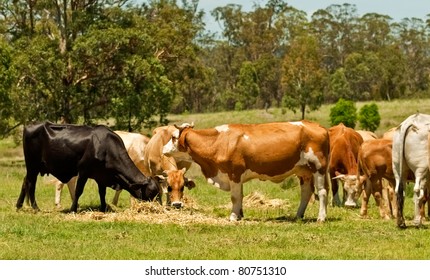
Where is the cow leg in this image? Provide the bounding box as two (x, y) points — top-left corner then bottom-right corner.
(17, 173), (39, 211)
(425, 188), (430, 220)
(229, 183), (243, 221)
(297, 175), (316, 220)
(412, 175), (427, 226)
(98, 185), (108, 212)
(331, 178), (341, 207)
(70, 176), (88, 213)
(387, 182), (397, 219)
(16, 177), (26, 209)
(112, 190), (122, 206)
(360, 179), (371, 218)
(315, 172), (328, 222)
(67, 177), (77, 202)
(373, 179), (390, 220)
(419, 186), (430, 220)
(55, 181), (64, 208)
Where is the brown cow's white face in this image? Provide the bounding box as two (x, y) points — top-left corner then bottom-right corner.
(333, 174), (361, 207)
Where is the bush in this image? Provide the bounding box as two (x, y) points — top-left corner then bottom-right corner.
(329, 98), (357, 128)
(358, 103), (381, 132)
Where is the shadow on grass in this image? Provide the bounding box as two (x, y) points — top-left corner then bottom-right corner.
(58, 204), (117, 214)
(246, 215), (342, 223)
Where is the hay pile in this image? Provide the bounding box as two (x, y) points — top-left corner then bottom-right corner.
(63, 192), (290, 225)
(242, 191), (289, 209)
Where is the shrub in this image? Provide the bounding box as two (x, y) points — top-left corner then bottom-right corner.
(358, 103), (381, 132)
(329, 98), (357, 128)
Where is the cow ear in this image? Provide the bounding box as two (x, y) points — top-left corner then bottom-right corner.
(156, 174), (167, 182)
(185, 178), (196, 189)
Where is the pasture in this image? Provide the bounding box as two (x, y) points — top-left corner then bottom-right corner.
(1, 99), (430, 260)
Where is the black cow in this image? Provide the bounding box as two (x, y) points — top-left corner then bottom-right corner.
(16, 121), (162, 212)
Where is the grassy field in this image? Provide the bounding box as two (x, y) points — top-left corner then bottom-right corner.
(1, 99), (430, 260)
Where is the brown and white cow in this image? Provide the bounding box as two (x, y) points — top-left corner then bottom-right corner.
(162, 121), (330, 222)
(328, 123), (364, 207)
(356, 138), (397, 219)
(143, 125), (195, 208)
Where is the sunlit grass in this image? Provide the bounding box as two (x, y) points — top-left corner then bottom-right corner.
(1, 99), (430, 260)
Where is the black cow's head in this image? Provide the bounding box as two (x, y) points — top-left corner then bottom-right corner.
(130, 177), (163, 204)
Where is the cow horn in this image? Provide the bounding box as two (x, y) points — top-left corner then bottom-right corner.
(332, 174), (346, 180)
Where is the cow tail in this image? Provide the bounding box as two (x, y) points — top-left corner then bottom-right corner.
(428, 131), (430, 181)
(396, 120), (413, 227)
(356, 149), (364, 194)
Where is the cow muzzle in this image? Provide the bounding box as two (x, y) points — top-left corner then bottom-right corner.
(171, 201), (184, 209)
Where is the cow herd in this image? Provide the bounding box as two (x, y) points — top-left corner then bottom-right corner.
(15, 113), (430, 228)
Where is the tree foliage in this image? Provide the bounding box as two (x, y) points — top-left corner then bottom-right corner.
(1, 1), (430, 137)
(358, 103), (381, 132)
(329, 98), (357, 128)
(282, 34), (326, 119)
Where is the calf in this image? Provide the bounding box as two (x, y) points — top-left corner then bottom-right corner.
(356, 139), (397, 219)
(16, 122), (162, 212)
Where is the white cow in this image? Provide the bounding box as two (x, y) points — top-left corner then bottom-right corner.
(392, 113), (430, 228)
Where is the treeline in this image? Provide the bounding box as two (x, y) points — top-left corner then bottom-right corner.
(1, 0), (429, 135)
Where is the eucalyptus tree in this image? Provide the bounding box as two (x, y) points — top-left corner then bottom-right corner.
(343, 51), (386, 101)
(0, 38), (14, 136)
(140, 0), (211, 114)
(393, 17), (430, 95)
(0, 0), (175, 132)
(210, 0), (304, 110)
(357, 13), (393, 51)
(281, 34), (326, 120)
(310, 3), (359, 73)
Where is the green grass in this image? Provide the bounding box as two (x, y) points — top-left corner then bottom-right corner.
(1, 99), (430, 260)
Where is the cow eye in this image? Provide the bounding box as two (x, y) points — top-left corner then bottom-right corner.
(167, 186), (172, 192)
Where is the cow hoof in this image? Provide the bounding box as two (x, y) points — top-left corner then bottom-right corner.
(382, 215), (391, 220)
(317, 216), (326, 223)
(397, 221), (406, 229)
(413, 219), (422, 227)
(229, 213), (241, 221)
(344, 202), (357, 208)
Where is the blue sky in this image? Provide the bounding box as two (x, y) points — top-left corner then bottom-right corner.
(196, 0), (430, 33)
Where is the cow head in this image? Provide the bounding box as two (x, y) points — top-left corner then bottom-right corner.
(162, 122), (194, 156)
(333, 173), (361, 207)
(161, 168), (196, 208)
(129, 177), (163, 204)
